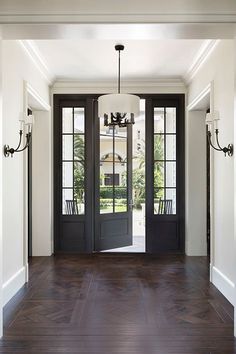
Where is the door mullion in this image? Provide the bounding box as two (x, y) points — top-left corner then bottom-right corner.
(113, 126), (115, 213)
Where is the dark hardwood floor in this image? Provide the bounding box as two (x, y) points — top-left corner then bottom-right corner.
(1, 254), (235, 353)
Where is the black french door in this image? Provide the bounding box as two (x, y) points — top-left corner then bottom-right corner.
(145, 95), (185, 253)
(54, 94), (184, 254)
(54, 96), (94, 253)
(94, 101), (133, 251)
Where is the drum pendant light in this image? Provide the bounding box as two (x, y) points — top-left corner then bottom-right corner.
(98, 45), (140, 127)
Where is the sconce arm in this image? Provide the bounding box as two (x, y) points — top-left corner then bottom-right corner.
(207, 131), (222, 152)
(207, 130), (233, 157)
(4, 132), (32, 157)
(14, 130), (23, 152)
(215, 129), (224, 150)
(14, 133), (32, 153)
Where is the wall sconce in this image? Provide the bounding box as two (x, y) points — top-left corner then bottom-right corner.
(4, 113), (34, 158)
(206, 111), (233, 157)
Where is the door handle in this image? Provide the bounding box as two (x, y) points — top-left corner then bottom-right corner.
(129, 199), (134, 210)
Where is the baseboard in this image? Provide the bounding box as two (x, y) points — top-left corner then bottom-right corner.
(2, 266), (26, 307)
(212, 266), (235, 305)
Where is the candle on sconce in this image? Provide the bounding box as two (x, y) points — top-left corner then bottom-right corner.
(205, 112), (214, 131)
(18, 112), (25, 131)
(25, 114), (34, 133)
(213, 111), (220, 130)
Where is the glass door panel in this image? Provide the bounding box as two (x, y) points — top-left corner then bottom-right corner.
(99, 125), (128, 214)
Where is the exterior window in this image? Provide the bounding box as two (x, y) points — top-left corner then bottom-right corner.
(104, 173), (120, 186)
(62, 107), (85, 215)
(99, 121), (128, 214)
(154, 107), (176, 214)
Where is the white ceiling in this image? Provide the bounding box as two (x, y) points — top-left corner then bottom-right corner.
(32, 39), (207, 82)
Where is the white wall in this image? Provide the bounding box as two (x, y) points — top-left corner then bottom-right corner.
(186, 110), (207, 256)
(0, 35), (3, 338)
(32, 110), (52, 256)
(188, 40), (235, 304)
(2, 41), (50, 305)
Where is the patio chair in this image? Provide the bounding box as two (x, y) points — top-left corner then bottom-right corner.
(158, 199), (173, 214)
(65, 200), (79, 215)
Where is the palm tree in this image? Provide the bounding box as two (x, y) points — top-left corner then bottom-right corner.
(74, 135), (84, 164)
(74, 135), (85, 208)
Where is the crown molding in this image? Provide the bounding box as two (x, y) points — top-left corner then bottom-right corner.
(53, 78), (185, 89)
(1, 13), (236, 24)
(184, 40), (220, 85)
(19, 40), (54, 85)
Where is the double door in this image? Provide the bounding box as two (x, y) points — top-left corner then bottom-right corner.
(54, 94), (185, 253)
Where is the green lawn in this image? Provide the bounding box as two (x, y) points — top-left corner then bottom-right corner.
(100, 205), (127, 212)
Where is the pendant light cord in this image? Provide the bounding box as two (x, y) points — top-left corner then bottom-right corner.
(118, 49), (120, 94)
(115, 44), (124, 94)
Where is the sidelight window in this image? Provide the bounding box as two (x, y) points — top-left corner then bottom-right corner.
(154, 107), (176, 214)
(62, 107), (85, 215)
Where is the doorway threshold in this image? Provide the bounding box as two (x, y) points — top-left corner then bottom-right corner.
(102, 235), (145, 252)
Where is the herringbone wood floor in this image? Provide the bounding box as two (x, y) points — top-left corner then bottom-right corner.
(1, 254), (236, 353)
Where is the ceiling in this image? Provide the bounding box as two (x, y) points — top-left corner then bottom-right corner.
(32, 39), (207, 82)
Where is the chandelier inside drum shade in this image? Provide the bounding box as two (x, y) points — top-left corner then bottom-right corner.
(98, 45), (140, 127)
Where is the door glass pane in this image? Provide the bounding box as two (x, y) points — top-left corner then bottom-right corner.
(166, 162), (176, 188)
(100, 159), (114, 213)
(166, 189), (176, 214)
(166, 107), (176, 133)
(74, 162), (85, 214)
(62, 108), (73, 133)
(166, 135), (176, 160)
(154, 189), (176, 215)
(100, 161), (113, 184)
(63, 162), (73, 187)
(62, 135), (73, 160)
(154, 108), (164, 133)
(115, 162), (127, 187)
(100, 184), (113, 214)
(115, 187), (127, 212)
(115, 138), (127, 164)
(154, 162), (164, 188)
(62, 189), (73, 214)
(154, 188), (164, 214)
(100, 137), (113, 161)
(74, 108), (85, 133)
(74, 135), (85, 160)
(154, 135), (164, 160)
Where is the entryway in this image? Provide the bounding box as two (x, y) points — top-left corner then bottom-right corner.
(54, 94), (185, 253)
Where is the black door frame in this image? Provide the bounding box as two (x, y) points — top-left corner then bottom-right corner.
(53, 93), (185, 254)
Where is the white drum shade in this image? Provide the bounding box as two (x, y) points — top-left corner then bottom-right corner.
(98, 93), (140, 117)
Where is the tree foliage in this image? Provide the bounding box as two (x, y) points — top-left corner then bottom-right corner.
(74, 135), (85, 203)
